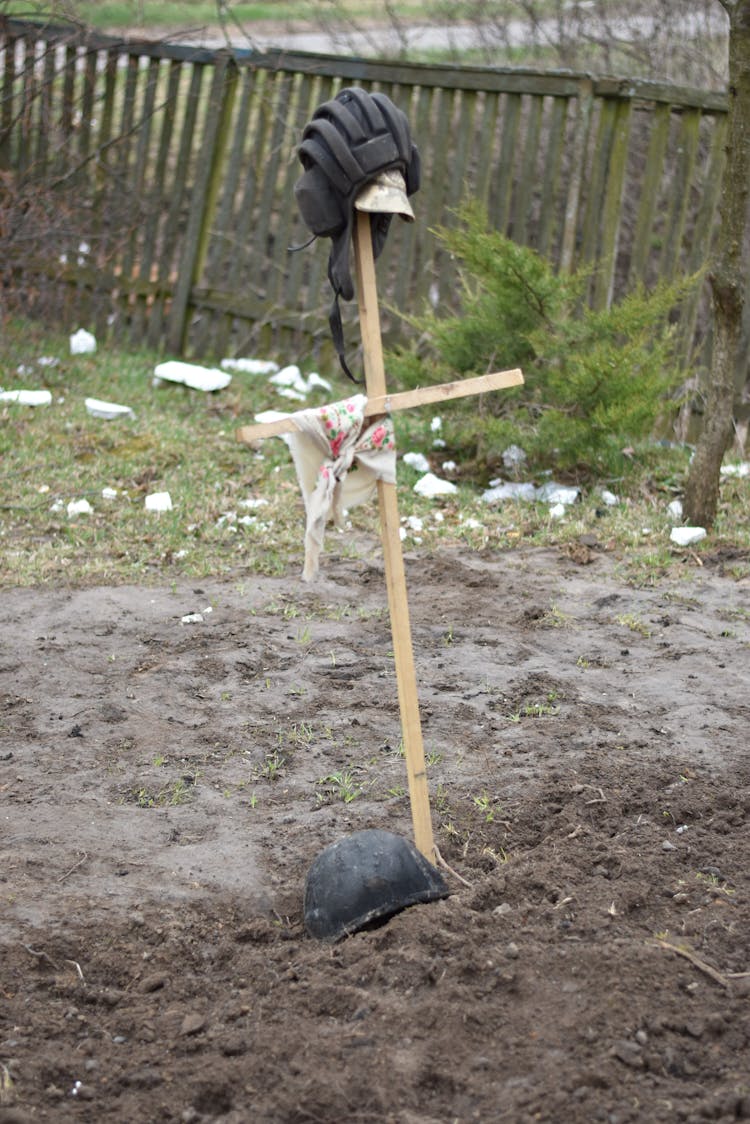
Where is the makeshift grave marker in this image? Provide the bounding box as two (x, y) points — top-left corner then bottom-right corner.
(238, 208), (523, 863)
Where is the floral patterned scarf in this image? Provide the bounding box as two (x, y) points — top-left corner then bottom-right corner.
(287, 394), (396, 581)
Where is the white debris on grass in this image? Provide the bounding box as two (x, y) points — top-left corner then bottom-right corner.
(461, 517), (484, 531)
(268, 365), (332, 400)
(482, 479), (580, 506)
(181, 607), (212, 624)
(85, 397), (135, 419)
(239, 497), (269, 510)
(536, 482), (580, 504)
(670, 526), (707, 547)
(402, 451), (430, 473)
(600, 488), (620, 507)
(667, 499), (683, 520)
(101, 487), (118, 500)
(400, 514), (424, 543)
(67, 499), (93, 517)
(221, 357), (280, 375)
(414, 472), (457, 497)
(721, 461), (749, 478)
(145, 491), (173, 513)
(502, 444), (527, 469)
(0, 389), (53, 406)
(153, 360), (231, 392)
(549, 502), (566, 520)
(70, 329), (96, 355)
(482, 481), (537, 503)
(430, 417), (446, 448)
(442, 460), (457, 473)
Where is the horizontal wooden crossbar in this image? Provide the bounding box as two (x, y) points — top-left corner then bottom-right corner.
(235, 367), (524, 444)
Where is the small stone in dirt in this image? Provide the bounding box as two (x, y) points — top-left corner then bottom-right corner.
(493, 903), (512, 917)
(139, 973), (168, 993)
(505, 941), (520, 959)
(611, 1039), (644, 1069)
(72, 1083), (94, 1100)
(662, 841), (677, 851)
(180, 1012), (206, 1037)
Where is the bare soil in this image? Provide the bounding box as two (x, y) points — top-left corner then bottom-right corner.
(1, 543), (749, 1123)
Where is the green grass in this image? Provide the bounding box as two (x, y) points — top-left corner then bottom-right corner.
(0, 316), (748, 589)
(1, 0), (432, 30)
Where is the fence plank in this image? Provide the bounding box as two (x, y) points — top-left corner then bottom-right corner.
(513, 94), (543, 245)
(492, 92), (521, 234)
(0, 18), (732, 391)
(536, 96), (568, 259)
(167, 59), (238, 353)
(130, 59), (180, 344)
(592, 98), (633, 309)
(628, 103), (671, 286)
(0, 34), (16, 169)
(560, 78), (594, 273)
(660, 108), (701, 282)
(147, 61), (204, 348)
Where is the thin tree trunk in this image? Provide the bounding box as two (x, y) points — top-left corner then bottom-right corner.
(684, 0), (750, 526)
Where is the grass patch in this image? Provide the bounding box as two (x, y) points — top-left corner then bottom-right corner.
(2, 1), (433, 30)
(0, 316), (748, 589)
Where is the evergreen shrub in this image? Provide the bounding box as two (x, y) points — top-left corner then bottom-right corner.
(388, 201), (697, 479)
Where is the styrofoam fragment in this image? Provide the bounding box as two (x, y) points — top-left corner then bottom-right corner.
(600, 489), (619, 506)
(413, 472), (457, 497)
(85, 397), (134, 419)
(67, 499), (93, 517)
(221, 357), (280, 375)
(670, 526), (706, 547)
(720, 461), (749, 478)
(145, 491), (173, 512)
(70, 329), (96, 354)
(482, 482), (537, 503)
(0, 389), (53, 406)
(536, 482), (580, 504)
(667, 499), (683, 519)
(153, 360), (231, 392)
(403, 452), (430, 473)
(502, 444), (527, 468)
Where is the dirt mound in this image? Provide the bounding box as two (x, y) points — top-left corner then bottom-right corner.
(1, 545), (748, 1122)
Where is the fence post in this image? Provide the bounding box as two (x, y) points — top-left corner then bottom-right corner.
(560, 76), (594, 274)
(166, 56), (240, 355)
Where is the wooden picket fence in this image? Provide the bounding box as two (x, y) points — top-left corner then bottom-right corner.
(0, 16), (730, 371)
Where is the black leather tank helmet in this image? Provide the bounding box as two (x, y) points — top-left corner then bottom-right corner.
(293, 86), (420, 381)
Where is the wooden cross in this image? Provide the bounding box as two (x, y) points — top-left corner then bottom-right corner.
(237, 210), (523, 862)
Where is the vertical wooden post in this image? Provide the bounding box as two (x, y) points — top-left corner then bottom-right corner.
(352, 210), (436, 862)
(167, 58), (239, 354)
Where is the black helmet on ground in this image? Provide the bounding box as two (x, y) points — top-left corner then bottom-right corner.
(303, 828), (448, 941)
(293, 87), (420, 382)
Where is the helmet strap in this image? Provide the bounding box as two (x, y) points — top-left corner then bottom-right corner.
(328, 291), (361, 384)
